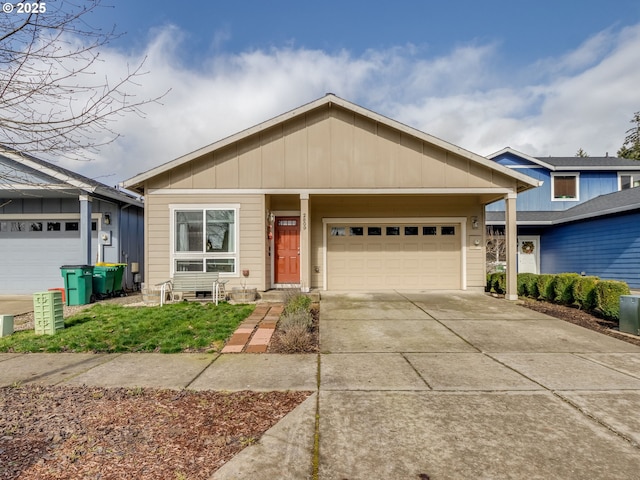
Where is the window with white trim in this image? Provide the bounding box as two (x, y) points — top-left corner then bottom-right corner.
(551, 173), (579, 201)
(619, 173), (640, 190)
(172, 207), (238, 274)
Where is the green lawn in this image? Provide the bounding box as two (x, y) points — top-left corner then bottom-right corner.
(0, 302), (254, 354)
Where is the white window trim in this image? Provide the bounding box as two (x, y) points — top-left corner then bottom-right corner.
(550, 172), (580, 202)
(618, 172), (640, 191)
(169, 204), (240, 277)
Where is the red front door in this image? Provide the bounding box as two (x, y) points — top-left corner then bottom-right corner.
(275, 217), (300, 284)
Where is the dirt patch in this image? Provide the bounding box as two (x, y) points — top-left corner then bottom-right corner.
(0, 385), (310, 480)
(520, 299), (640, 348)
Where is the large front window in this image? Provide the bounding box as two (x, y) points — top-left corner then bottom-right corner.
(173, 207), (238, 274)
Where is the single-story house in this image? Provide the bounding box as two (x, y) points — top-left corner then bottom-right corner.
(123, 94), (538, 298)
(0, 147), (144, 294)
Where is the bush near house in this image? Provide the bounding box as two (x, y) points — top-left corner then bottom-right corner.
(273, 292), (316, 353)
(536, 274), (556, 302)
(594, 280), (631, 320)
(553, 273), (582, 305)
(486, 272), (506, 294)
(572, 276), (600, 311)
(514, 273), (630, 321)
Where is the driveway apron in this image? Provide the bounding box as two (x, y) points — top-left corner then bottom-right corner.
(317, 290), (640, 480)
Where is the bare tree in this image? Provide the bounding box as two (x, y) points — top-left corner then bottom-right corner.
(0, 0), (165, 160)
(486, 226), (506, 274)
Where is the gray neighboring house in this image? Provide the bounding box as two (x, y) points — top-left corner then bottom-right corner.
(0, 147), (144, 294)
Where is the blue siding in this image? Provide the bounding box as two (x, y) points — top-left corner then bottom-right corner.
(541, 213), (640, 288)
(488, 152), (620, 212)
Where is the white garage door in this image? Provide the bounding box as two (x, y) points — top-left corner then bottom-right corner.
(327, 223), (462, 290)
(0, 219), (98, 294)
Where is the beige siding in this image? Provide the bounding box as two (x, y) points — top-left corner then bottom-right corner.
(308, 195), (486, 290)
(144, 193), (266, 291)
(146, 105), (517, 192)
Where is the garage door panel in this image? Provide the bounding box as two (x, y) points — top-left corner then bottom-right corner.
(328, 222), (461, 290)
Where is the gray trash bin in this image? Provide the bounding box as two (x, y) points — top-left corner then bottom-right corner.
(619, 295), (640, 335)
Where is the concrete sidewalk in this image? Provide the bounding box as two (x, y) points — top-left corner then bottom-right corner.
(2, 291), (640, 479)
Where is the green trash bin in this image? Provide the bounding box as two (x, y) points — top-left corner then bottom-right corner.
(92, 265), (117, 298)
(111, 264), (127, 295)
(60, 265), (94, 306)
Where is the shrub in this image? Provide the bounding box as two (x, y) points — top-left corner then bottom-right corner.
(283, 293), (312, 315)
(274, 324), (314, 353)
(553, 273), (581, 305)
(279, 310), (313, 332)
(572, 276), (599, 310)
(536, 274), (556, 301)
(517, 273), (538, 297)
(594, 280), (631, 320)
(489, 272), (506, 294)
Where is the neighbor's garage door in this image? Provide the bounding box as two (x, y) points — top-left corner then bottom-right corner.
(0, 218), (100, 294)
(327, 223), (461, 290)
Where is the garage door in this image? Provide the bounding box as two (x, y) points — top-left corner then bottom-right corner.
(0, 220), (98, 294)
(327, 223), (461, 290)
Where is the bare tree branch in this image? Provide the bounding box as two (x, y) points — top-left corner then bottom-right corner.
(0, 0), (168, 161)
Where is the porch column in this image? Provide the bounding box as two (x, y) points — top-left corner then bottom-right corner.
(300, 193), (310, 293)
(79, 194), (93, 265)
(505, 192), (518, 301)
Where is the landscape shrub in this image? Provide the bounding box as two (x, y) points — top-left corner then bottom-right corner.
(517, 273), (538, 297)
(275, 292), (315, 354)
(553, 273), (581, 305)
(536, 274), (556, 301)
(594, 280), (631, 320)
(279, 310), (313, 332)
(283, 292), (312, 315)
(274, 324), (314, 353)
(572, 276), (599, 311)
(489, 272), (506, 294)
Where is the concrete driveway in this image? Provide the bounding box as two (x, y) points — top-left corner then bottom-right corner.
(312, 291), (640, 480)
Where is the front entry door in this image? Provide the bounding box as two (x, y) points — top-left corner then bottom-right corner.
(275, 216), (300, 284)
(517, 236), (540, 274)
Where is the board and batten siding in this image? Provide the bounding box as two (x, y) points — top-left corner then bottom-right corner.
(144, 193), (265, 290)
(146, 105), (518, 192)
(541, 212), (640, 288)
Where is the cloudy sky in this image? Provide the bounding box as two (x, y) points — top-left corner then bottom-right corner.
(42, 1), (640, 184)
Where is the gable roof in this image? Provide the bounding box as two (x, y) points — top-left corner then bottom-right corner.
(489, 147), (640, 171)
(123, 94), (540, 193)
(0, 146), (142, 206)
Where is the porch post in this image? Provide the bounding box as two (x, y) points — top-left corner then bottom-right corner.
(79, 194), (93, 265)
(505, 192), (518, 301)
(300, 193), (310, 293)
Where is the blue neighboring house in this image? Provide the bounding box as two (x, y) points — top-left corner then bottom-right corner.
(486, 147), (640, 288)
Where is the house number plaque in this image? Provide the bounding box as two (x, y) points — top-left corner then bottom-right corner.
(302, 213), (307, 230)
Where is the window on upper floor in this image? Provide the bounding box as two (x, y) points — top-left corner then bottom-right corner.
(619, 173), (640, 190)
(551, 173), (579, 201)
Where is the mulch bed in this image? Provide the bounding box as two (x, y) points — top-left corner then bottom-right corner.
(520, 298), (640, 347)
(0, 386), (311, 480)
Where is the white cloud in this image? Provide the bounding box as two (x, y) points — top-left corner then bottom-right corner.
(60, 22), (640, 185)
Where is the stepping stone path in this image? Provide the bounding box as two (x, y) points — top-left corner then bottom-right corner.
(221, 304), (284, 353)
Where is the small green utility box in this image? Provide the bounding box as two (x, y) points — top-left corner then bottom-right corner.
(33, 290), (64, 335)
(0, 315), (13, 337)
(620, 295), (640, 336)
(60, 265), (94, 305)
